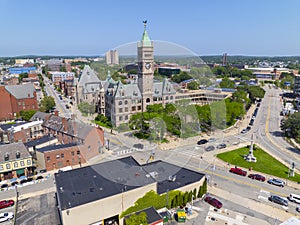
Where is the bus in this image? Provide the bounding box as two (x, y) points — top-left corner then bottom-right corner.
(288, 193), (300, 204)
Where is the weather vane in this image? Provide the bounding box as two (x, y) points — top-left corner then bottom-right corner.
(143, 20), (147, 29)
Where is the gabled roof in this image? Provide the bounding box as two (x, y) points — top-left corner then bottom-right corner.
(153, 79), (176, 97)
(5, 83), (36, 99)
(29, 111), (47, 122)
(77, 65), (101, 87)
(0, 142), (31, 163)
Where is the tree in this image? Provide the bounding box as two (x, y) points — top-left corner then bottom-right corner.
(78, 102), (95, 115)
(282, 112), (300, 142)
(40, 96), (55, 112)
(187, 81), (199, 90)
(125, 212), (148, 225)
(19, 110), (37, 121)
(219, 78), (235, 89)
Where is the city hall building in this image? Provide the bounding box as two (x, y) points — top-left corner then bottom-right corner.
(76, 24), (231, 127)
(55, 156), (205, 225)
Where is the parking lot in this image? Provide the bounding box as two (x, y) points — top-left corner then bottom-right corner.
(15, 191), (60, 225)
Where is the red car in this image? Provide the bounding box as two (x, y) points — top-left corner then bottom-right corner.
(204, 196), (223, 209)
(248, 174), (265, 181)
(0, 200), (14, 209)
(229, 167), (247, 176)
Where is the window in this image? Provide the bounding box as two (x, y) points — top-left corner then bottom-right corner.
(77, 151), (80, 155)
(20, 161), (25, 166)
(61, 153), (64, 158)
(18, 102), (21, 106)
(124, 100), (128, 105)
(88, 146), (91, 151)
(119, 108), (123, 113)
(125, 115), (128, 120)
(125, 107), (128, 112)
(6, 164), (10, 170)
(118, 101), (122, 105)
(27, 160), (31, 165)
(56, 154), (60, 159)
(138, 106), (142, 110)
(170, 96), (173, 100)
(119, 116), (123, 121)
(132, 106), (136, 111)
(0, 165), (3, 171)
(47, 156), (50, 162)
(14, 162), (18, 168)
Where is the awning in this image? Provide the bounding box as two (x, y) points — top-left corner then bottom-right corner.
(17, 170), (25, 176)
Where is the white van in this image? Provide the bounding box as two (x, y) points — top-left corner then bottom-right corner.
(288, 193), (300, 204)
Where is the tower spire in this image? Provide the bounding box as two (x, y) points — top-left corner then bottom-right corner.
(140, 20), (152, 47)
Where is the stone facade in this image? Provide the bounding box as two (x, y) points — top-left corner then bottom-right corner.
(75, 25), (230, 127)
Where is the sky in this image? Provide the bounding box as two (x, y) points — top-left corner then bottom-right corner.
(0, 0), (300, 57)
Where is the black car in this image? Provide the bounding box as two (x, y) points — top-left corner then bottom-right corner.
(268, 195), (288, 207)
(249, 119), (254, 126)
(197, 139), (208, 145)
(65, 104), (70, 109)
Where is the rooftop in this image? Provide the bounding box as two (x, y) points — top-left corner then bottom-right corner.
(0, 142), (31, 163)
(24, 134), (57, 148)
(124, 206), (162, 224)
(55, 156), (205, 210)
(5, 83), (36, 99)
(36, 143), (77, 153)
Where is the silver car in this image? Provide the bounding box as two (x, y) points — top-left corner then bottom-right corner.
(267, 178), (285, 187)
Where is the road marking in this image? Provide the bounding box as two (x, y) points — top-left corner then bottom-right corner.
(258, 196), (269, 201)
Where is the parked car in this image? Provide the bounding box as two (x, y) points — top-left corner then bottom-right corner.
(204, 196), (223, 209)
(249, 119), (254, 126)
(36, 175), (44, 180)
(267, 178), (285, 187)
(296, 206), (300, 213)
(65, 104), (70, 109)
(208, 138), (216, 143)
(229, 167), (247, 176)
(0, 200), (14, 209)
(0, 184), (8, 189)
(268, 195), (288, 207)
(205, 145), (215, 152)
(248, 174), (265, 181)
(241, 129), (247, 134)
(0, 212), (14, 222)
(216, 143), (226, 149)
(197, 139), (208, 145)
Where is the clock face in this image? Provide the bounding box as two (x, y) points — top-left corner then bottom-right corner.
(145, 62), (151, 70)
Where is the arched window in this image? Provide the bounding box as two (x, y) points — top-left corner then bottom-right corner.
(146, 98), (150, 103)
(119, 101), (122, 105)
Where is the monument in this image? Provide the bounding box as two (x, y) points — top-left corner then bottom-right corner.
(244, 133), (257, 162)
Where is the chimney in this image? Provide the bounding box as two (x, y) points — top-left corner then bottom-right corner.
(54, 110), (59, 116)
(62, 117), (68, 132)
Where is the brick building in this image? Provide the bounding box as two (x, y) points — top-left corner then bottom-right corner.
(0, 83), (38, 121)
(33, 112), (105, 163)
(36, 143), (85, 171)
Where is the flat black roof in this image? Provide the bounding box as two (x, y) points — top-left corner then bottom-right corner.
(24, 135), (56, 148)
(55, 156), (205, 210)
(36, 143), (77, 153)
(142, 160), (205, 194)
(124, 206), (162, 224)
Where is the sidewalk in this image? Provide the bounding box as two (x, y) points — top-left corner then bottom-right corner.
(209, 185), (294, 223)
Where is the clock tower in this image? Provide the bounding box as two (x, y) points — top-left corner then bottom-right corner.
(138, 21), (154, 111)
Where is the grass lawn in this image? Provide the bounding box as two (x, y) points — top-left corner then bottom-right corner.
(217, 146), (300, 183)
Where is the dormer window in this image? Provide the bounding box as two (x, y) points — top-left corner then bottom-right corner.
(4, 153), (9, 161)
(16, 151), (21, 159)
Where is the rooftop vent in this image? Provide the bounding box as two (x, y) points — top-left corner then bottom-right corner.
(168, 175), (176, 182)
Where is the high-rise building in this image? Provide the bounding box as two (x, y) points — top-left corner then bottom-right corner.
(222, 53), (227, 66)
(294, 75), (300, 96)
(105, 50), (119, 65)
